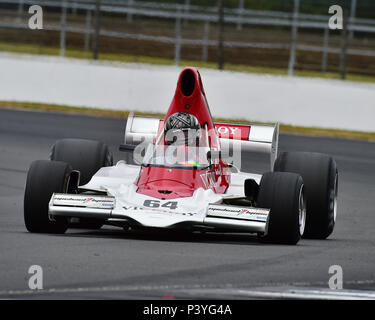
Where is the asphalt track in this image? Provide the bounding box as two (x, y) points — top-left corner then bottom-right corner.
(0, 108), (375, 299)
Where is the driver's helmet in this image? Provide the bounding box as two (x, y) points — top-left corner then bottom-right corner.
(164, 112), (201, 146)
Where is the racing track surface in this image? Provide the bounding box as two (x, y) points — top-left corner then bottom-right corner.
(0, 108), (375, 299)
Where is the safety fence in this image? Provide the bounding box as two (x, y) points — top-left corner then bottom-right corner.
(1, 0), (375, 77)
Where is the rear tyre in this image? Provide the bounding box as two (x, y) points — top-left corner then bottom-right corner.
(274, 152), (338, 239)
(257, 172), (305, 245)
(50, 138), (113, 186)
(24, 160), (71, 234)
(50, 139), (113, 230)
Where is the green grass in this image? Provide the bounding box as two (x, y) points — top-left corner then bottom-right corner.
(1, 101), (374, 141)
(0, 101), (164, 119)
(2, 42), (375, 84)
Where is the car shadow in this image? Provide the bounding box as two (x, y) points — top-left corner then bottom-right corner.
(63, 226), (264, 246)
(19, 226), (326, 246)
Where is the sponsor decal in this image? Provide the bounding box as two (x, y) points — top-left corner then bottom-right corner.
(207, 204), (269, 222)
(52, 194), (115, 209)
(214, 124), (251, 141)
(123, 204), (195, 217)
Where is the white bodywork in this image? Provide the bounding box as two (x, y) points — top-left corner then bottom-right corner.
(49, 115), (279, 234)
(49, 161), (268, 233)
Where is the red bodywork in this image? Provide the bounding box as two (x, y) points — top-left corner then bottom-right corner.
(136, 67), (231, 199)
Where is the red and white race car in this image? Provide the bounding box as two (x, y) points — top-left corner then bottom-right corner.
(24, 67), (338, 244)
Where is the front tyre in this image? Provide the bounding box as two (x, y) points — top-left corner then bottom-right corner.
(257, 172), (306, 245)
(50, 138), (113, 229)
(24, 160), (71, 234)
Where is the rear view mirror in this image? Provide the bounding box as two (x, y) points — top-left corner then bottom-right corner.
(207, 150), (234, 167)
(207, 150), (221, 161)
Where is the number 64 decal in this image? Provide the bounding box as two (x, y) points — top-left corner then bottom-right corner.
(143, 200), (178, 210)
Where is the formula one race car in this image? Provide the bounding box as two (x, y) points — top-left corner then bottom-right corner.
(24, 67), (338, 244)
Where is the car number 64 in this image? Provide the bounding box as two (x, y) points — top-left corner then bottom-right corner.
(143, 200), (178, 210)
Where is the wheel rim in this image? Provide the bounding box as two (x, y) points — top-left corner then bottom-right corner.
(330, 173), (338, 223)
(298, 186), (306, 236)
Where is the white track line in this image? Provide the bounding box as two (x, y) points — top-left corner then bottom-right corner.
(1, 280), (375, 299)
(183, 288), (375, 300)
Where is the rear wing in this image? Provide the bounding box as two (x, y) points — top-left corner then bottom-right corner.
(124, 113), (279, 170)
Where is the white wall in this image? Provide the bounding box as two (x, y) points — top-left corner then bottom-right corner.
(1, 52), (374, 132)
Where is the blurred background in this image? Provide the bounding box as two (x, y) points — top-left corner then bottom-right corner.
(1, 0), (375, 81)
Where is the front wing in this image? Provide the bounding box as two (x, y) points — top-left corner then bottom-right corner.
(49, 193), (270, 233)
